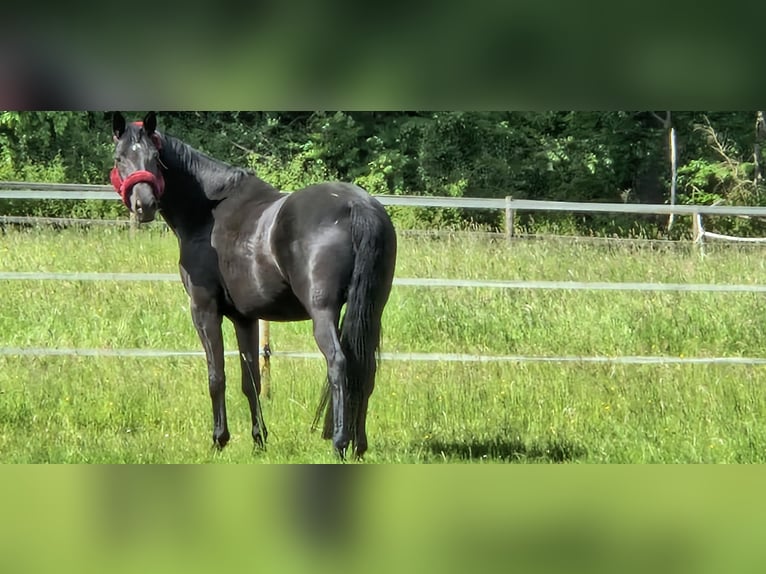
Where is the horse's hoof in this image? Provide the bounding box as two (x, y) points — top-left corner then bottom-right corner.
(354, 441), (367, 460)
(252, 424), (268, 448)
(212, 431), (230, 450)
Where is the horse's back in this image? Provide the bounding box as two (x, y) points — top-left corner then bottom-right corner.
(285, 181), (384, 218)
(283, 182), (394, 243)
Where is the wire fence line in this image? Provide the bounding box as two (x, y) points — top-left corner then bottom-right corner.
(5, 216), (763, 251)
(6, 180), (766, 216)
(2, 346), (766, 366)
(4, 271), (766, 365)
(4, 181), (766, 366)
(0, 215), (135, 227)
(0, 216), (706, 248)
(3, 272), (766, 366)
(2, 271), (766, 293)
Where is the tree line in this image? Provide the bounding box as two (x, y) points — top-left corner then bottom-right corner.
(1, 111), (764, 235)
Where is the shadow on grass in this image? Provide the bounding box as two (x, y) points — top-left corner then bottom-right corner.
(421, 436), (586, 463)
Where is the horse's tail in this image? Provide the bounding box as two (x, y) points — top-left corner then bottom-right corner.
(312, 196), (396, 453)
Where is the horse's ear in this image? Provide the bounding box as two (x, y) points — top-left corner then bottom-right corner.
(112, 112), (126, 140)
(143, 112), (157, 135)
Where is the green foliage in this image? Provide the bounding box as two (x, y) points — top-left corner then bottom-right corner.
(677, 159), (730, 205)
(672, 115), (766, 237)
(3, 111), (766, 236)
(0, 111), (112, 183)
(0, 111), (121, 218)
(0, 148), (67, 182)
(247, 146), (338, 192)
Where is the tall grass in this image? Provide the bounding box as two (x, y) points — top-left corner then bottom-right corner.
(2, 227), (766, 462)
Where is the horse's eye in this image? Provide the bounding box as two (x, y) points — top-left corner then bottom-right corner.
(114, 157), (122, 163)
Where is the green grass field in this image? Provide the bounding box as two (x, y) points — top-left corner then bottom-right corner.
(2, 226), (766, 463)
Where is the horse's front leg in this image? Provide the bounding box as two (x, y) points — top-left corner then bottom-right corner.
(190, 299), (229, 449)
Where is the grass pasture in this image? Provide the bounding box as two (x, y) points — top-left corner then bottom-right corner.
(2, 226), (766, 463)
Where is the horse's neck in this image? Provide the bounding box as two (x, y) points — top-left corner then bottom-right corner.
(163, 138), (253, 201)
(160, 201), (208, 236)
(158, 137), (283, 233)
(156, 167), (216, 238)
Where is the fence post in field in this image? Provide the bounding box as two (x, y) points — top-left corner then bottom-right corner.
(692, 211), (705, 256)
(505, 196), (515, 242)
(259, 319), (272, 398)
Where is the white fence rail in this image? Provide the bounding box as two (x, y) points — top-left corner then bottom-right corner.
(5, 181), (766, 218)
(2, 271), (766, 294)
(3, 346), (766, 366)
(693, 212), (766, 246)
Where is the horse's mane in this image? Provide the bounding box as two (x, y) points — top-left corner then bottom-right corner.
(160, 132), (279, 200)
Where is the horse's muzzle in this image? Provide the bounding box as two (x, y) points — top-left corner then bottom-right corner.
(131, 183), (158, 223)
(135, 202), (156, 223)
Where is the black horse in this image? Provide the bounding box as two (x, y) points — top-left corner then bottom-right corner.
(110, 112), (397, 459)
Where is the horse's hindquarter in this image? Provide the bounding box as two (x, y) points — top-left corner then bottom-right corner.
(270, 184), (366, 310)
(211, 193), (308, 321)
(210, 182), (386, 321)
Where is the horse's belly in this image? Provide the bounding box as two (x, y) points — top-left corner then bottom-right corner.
(220, 261), (308, 321)
(254, 297), (310, 322)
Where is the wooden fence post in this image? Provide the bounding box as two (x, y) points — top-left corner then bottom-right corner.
(259, 319), (271, 398)
(505, 196), (514, 242)
(692, 211), (705, 257)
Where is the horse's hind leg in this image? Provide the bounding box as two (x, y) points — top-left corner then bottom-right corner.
(354, 390), (372, 459)
(233, 318), (268, 447)
(312, 308), (349, 459)
(353, 353), (378, 459)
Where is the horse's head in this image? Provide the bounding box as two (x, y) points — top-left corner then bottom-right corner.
(111, 111), (164, 223)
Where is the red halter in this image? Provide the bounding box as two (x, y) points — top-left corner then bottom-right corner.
(110, 121), (165, 207)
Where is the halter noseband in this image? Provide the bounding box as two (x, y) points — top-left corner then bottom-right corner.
(110, 121), (165, 208)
